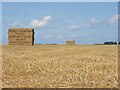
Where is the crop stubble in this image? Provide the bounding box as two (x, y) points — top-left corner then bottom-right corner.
(2, 45), (118, 88)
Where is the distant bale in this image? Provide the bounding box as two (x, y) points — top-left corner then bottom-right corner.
(8, 28), (34, 45)
(36, 43), (42, 45)
(46, 44), (57, 45)
(66, 41), (75, 45)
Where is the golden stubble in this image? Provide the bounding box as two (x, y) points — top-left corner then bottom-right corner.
(2, 45), (118, 88)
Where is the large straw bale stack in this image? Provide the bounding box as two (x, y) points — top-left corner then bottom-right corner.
(66, 41), (75, 45)
(8, 28), (34, 45)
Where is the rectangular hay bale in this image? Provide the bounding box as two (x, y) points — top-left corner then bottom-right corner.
(66, 41), (75, 45)
(8, 28), (34, 45)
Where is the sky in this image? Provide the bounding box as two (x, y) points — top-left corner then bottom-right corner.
(1, 0), (119, 2)
(2, 2), (118, 44)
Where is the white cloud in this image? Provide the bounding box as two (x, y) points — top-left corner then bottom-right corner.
(70, 34), (77, 38)
(30, 16), (52, 28)
(43, 35), (52, 39)
(9, 21), (19, 27)
(57, 35), (64, 39)
(68, 25), (80, 30)
(67, 18), (99, 31)
(67, 23), (92, 31)
(108, 14), (119, 24)
(9, 20), (29, 28)
(85, 24), (92, 28)
(43, 35), (65, 40)
(91, 18), (99, 24)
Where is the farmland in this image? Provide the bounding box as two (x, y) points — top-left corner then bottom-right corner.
(2, 45), (118, 88)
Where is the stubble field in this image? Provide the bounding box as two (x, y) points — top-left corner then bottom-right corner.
(2, 45), (118, 88)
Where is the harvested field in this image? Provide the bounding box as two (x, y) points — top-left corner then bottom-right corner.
(2, 45), (118, 88)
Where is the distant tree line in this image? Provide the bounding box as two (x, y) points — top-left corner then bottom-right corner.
(104, 41), (120, 45)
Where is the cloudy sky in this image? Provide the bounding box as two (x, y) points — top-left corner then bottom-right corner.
(2, 2), (118, 44)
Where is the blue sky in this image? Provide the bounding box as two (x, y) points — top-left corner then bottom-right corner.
(1, 0), (119, 2)
(2, 2), (118, 44)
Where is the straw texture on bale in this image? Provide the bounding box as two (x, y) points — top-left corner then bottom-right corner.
(8, 28), (34, 45)
(66, 41), (75, 45)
